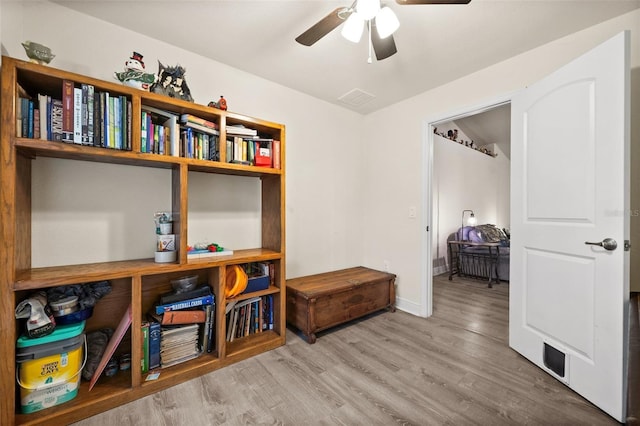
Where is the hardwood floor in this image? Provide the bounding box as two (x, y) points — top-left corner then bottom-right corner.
(73, 275), (618, 425)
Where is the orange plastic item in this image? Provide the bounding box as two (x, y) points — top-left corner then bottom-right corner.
(225, 265), (248, 298)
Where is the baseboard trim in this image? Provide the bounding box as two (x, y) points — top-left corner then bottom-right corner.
(395, 297), (422, 317)
(628, 292), (639, 424)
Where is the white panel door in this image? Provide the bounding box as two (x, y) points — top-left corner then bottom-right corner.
(510, 31), (630, 422)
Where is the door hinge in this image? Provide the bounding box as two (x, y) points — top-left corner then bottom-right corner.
(625, 240), (631, 251)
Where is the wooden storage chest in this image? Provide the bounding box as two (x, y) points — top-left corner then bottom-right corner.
(286, 266), (396, 343)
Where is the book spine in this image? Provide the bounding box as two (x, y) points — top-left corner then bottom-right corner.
(268, 263), (275, 287)
(127, 100), (132, 151)
(141, 321), (149, 373)
(206, 304), (215, 352)
(62, 80), (74, 142)
(209, 135), (219, 162)
(81, 84), (89, 144)
(33, 106), (40, 139)
(38, 93), (47, 140)
(93, 91), (101, 146)
(202, 305), (211, 352)
(51, 99), (63, 142)
(47, 95), (53, 140)
(87, 85), (94, 145)
(186, 127), (193, 158)
(114, 96), (122, 150)
(253, 300), (259, 334)
(121, 96), (127, 151)
(158, 125), (165, 155)
(73, 87), (82, 144)
(27, 100), (34, 138)
(21, 98), (28, 138)
(153, 124), (159, 154)
(148, 321), (161, 370)
(243, 305), (250, 337)
(226, 139), (232, 162)
(237, 137), (243, 162)
(155, 294), (214, 315)
(141, 111), (147, 153)
(100, 92), (107, 147)
(229, 307), (239, 342)
(108, 96), (115, 149)
(258, 298), (264, 332)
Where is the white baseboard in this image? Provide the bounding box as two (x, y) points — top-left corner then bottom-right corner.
(394, 296), (423, 317)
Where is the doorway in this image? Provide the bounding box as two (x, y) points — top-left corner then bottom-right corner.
(422, 96), (512, 317)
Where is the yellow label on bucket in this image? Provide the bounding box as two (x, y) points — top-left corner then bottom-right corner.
(18, 344), (83, 413)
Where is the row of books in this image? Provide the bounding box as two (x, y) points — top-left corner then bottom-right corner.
(141, 109), (220, 160)
(141, 108), (174, 155)
(17, 81), (133, 151)
(181, 128), (220, 161)
(225, 294), (274, 342)
(17, 96), (47, 139)
(226, 137), (281, 168)
(18, 83), (278, 167)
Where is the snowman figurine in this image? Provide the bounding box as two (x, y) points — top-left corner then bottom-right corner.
(114, 52), (157, 91)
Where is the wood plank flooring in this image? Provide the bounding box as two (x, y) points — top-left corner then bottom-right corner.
(73, 275), (618, 425)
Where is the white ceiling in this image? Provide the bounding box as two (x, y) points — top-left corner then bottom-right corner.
(54, 0), (640, 115)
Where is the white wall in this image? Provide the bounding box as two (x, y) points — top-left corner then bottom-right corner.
(0, 1), (366, 278)
(362, 9), (640, 314)
(432, 134), (510, 275)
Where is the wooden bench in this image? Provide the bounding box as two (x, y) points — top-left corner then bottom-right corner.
(286, 266), (396, 343)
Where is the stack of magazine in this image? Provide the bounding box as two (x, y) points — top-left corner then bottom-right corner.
(160, 324), (200, 368)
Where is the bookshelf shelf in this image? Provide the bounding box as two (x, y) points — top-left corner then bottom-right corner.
(14, 137), (283, 176)
(225, 330), (282, 357)
(0, 56), (286, 425)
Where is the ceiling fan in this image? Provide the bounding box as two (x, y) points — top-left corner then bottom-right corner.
(295, 0), (472, 62)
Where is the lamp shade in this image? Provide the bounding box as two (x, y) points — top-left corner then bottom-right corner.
(376, 7), (399, 39)
(341, 12), (365, 43)
(356, 0), (380, 20)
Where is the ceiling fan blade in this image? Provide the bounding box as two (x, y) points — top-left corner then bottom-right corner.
(370, 22), (397, 61)
(395, 0), (471, 4)
(295, 7), (351, 46)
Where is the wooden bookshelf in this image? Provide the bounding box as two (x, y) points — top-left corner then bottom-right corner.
(0, 56), (286, 425)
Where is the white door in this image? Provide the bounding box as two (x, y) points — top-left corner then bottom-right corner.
(510, 31), (630, 422)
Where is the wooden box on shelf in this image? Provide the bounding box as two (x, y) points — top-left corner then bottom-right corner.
(0, 56), (286, 425)
(286, 266), (396, 344)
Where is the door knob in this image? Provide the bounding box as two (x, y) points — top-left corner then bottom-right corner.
(585, 238), (617, 251)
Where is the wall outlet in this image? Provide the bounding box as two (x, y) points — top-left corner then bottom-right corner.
(383, 260), (390, 272)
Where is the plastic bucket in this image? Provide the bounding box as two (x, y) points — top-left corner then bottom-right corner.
(16, 321), (86, 414)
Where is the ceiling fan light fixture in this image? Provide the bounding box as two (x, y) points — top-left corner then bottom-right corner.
(356, 0), (380, 20)
(376, 6), (400, 39)
(341, 12), (365, 43)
